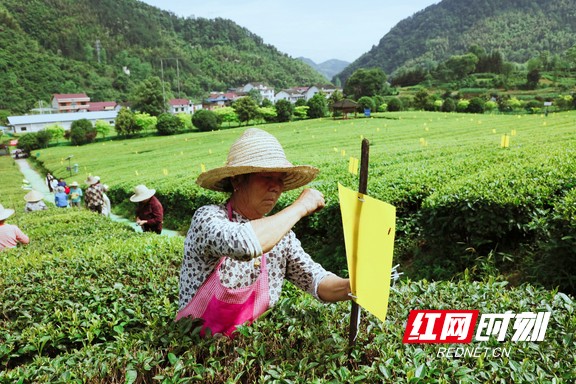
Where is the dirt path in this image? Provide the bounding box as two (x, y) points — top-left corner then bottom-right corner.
(14, 159), (180, 237)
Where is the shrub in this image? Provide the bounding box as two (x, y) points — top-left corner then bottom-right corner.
(387, 97), (403, 111)
(69, 119), (96, 145)
(467, 97), (486, 113)
(16, 133), (40, 152)
(157, 112), (184, 135)
(192, 109), (219, 132)
(441, 98), (456, 112)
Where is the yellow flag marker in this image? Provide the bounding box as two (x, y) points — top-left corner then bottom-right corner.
(500, 134), (510, 148)
(333, 147), (339, 153)
(201, 164), (206, 173)
(163, 168), (168, 176)
(135, 170), (139, 176)
(348, 157), (359, 175)
(511, 129), (517, 136)
(341, 149), (346, 156)
(338, 183), (396, 323)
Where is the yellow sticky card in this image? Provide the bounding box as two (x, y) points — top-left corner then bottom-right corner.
(163, 168), (168, 176)
(334, 147), (338, 153)
(341, 149), (346, 156)
(338, 183), (396, 323)
(201, 164), (206, 173)
(348, 157), (359, 175)
(500, 134), (510, 148)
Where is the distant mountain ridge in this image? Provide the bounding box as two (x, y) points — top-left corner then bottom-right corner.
(336, 0), (576, 83)
(298, 58), (350, 80)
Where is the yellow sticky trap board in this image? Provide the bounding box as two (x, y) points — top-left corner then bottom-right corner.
(338, 183), (396, 323)
(348, 157), (359, 175)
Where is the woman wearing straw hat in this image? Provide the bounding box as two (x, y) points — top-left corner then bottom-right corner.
(0, 204), (29, 251)
(130, 185), (163, 234)
(24, 190), (48, 212)
(176, 128), (351, 337)
(84, 176), (104, 213)
(68, 182), (83, 208)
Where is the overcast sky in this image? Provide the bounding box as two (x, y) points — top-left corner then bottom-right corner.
(140, 0), (439, 63)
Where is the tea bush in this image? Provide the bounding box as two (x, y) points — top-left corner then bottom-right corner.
(30, 111), (576, 292)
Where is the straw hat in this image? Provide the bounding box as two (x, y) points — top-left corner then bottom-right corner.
(85, 175), (100, 185)
(0, 204), (15, 221)
(130, 185), (156, 202)
(196, 128), (319, 192)
(24, 190), (44, 202)
(70, 181), (79, 187)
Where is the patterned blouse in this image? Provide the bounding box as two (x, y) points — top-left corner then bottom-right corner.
(178, 204), (333, 310)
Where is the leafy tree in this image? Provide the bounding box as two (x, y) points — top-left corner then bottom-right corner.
(306, 93), (328, 119)
(387, 97), (403, 112)
(293, 105), (309, 119)
(467, 97), (486, 114)
(17, 133), (40, 153)
(527, 69), (541, 89)
(35, 130), (52, 148)
(45, 124), (65, 144)
(443, 53), (479, 80)
(258, 106), (277, 123)
(69, 119), (96, 146)
(233, 97), (260, 125)
(357, 96), (376, 113)
(344, 68), (387, 99)
(157, 113), (184, 135)
(94, 120), (111, 139)
(456, 99), (470, 112)
(413, 89), (431, 110)
(192, 109), (218, 132)
(213, 107), (238, 127)
(294, 98), (307, 107)
(132, 76), (168, 116)
(441, 98), (456, 112)
(134, 112), (157, 132)
(177, 113), (192, 130)
(274, 99), (294, 122)
(115, 107), (137, 136)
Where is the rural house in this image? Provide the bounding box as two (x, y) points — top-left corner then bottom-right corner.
(51, 93), (91, 113)
(7, 111), (117, 134)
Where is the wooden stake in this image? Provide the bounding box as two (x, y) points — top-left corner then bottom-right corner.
(348, 138), (369, 354)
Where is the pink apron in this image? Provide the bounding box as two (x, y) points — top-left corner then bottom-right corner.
(176, 203), (270, 337)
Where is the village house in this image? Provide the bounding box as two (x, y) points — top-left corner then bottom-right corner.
(7, 111), (117, 134)
(240, 83), (275, 103)
(51, 93), (91, 113)
(87, 101), (120, 112)
(202, 92), (239, 110)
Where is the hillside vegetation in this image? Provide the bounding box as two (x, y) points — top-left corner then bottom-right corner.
(0, 0), (326, 113)
(1, 155), (574, 382)
(338, 0), (576, 82)
(30, 111), (576, 295)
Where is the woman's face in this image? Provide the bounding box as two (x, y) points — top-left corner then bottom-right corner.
(233, 172), (285, 219)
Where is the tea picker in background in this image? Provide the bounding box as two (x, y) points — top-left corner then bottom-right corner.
(0, 204), (29, 251)
(101, 184), (111, 217)
(45, 172), (57, 193)
(176, 128), (351, 337)
(54, 186), (69, 208)
(68, 182), (83, 208)
(24, 190), (48, 212)
(84, 176), (104, 214)
(130, 185), (163, 234)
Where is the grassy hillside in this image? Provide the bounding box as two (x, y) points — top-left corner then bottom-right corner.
(0, 155), (574, 382)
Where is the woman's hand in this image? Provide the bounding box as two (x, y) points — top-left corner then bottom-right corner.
(294, 188), (325, 217)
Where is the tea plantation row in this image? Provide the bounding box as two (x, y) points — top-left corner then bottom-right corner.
(33, 111), (576, 293)
(1, 155), (575, 382)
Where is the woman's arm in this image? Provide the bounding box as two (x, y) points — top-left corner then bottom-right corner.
(317, 275), (351, 302)
(250, 188), (324, 253)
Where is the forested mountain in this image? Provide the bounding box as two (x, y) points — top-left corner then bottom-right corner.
(0, 0), (326, 113)
(336, 0), (576, 83)
(298, 58), (349, 80)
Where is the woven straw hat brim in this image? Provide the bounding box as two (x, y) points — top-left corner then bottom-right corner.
(130, 189), (156, 202)
(196, 128), (319, 192)
(24, 190), (44, 202)
(0, 207), (15, 221)
(196, 165), (319, 192)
